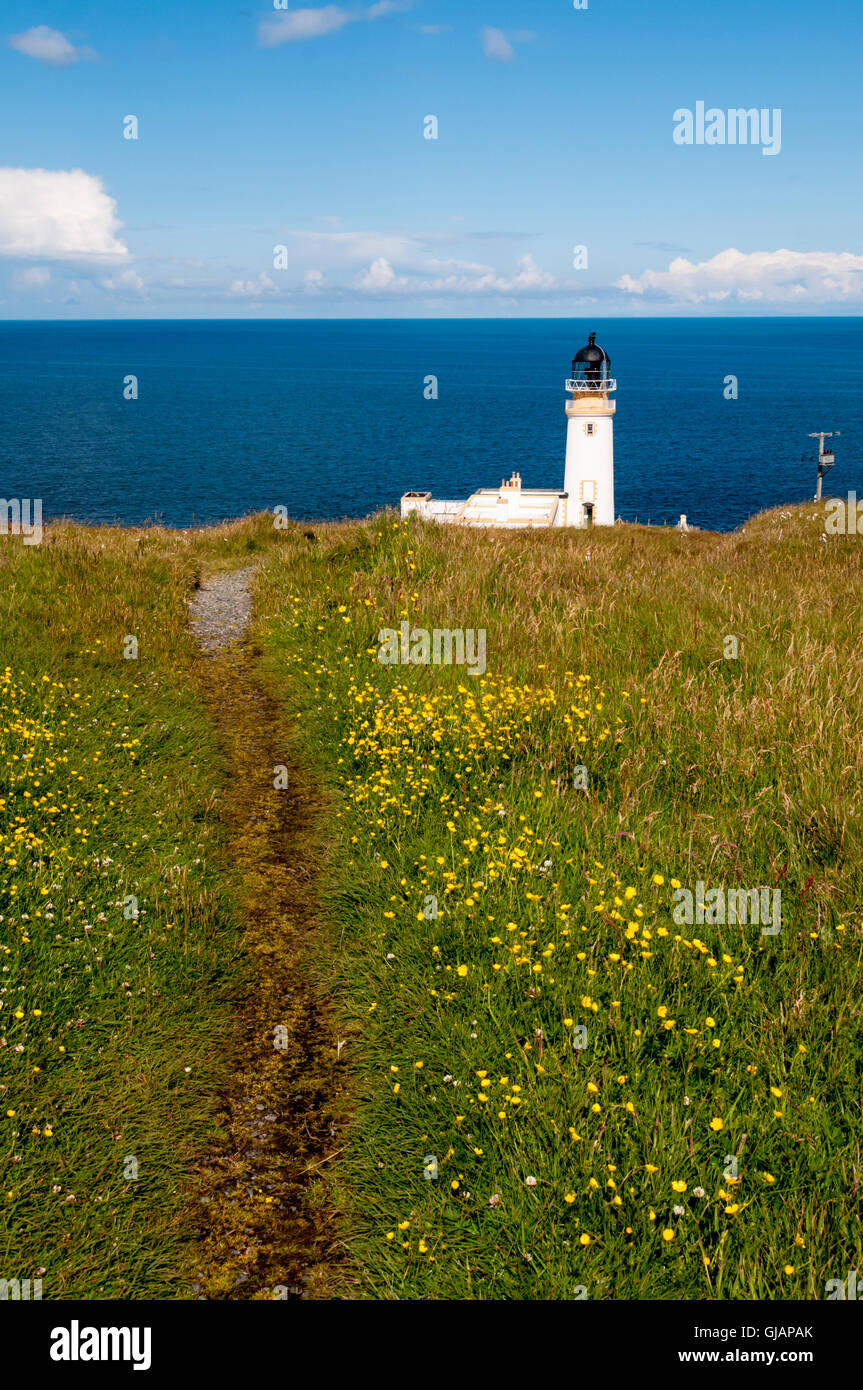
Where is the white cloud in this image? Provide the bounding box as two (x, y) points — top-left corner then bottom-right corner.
(8, 25), (97, 66)
(353, 256), (408, 290)
(11, 265), (51, 290)
(303, 268), (326, 290)
(481, 27), (515, 62)
(0, 168), (128, 260)
(259, 5), (351, 43)
(258, 1), (411, 47)
(283, 227), (421, 266)
(100, 268), (147, 297)
(618, 247), (863, 304)
(353, 252), (557, 296)
(227, 271), (280, 298)
(478, 253), (556, 293)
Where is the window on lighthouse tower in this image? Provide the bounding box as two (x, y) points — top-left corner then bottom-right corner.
(584, 422), (596, 436)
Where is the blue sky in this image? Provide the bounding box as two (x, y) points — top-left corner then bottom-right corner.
(1, 0), (861, 317)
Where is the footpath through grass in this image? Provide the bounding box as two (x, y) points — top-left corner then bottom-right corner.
(256, 504), (863, 1300)
(3, 503), (862, 1302)
(0, 521), (269, 1298)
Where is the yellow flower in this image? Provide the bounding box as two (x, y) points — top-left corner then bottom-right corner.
(784, 1264), (795, 1275)
(564, 1192), (576, 1204)
(456, 964), (468, 977)
(579, 1233), (592, 1246)
(661, 1228), (675, 1241)
(709, 1117), (724, 1131)
(671, 1181), (687, 1194)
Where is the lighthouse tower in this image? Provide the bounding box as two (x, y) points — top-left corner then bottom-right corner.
(564, 332), (616, 526)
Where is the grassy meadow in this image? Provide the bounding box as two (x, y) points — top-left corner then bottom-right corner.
(2, 501), (862, 1299)
(255, 504), (863, 1300)
(0, 522), (264, 1297)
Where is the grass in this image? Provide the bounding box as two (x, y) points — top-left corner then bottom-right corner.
(253, 503), (863, 1300)
(3, 501), (862, 1300)
(0, 519), (267, 1298)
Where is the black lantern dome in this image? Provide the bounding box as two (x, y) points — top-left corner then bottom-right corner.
(571, 331), (611, 386)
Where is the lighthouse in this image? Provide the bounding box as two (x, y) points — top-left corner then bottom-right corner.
(400, 329), (617, 528)
(564, 332), (616, 526)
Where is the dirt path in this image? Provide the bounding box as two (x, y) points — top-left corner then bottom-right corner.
(187, 566), (255, 654)
(186, 568), (343, 1300)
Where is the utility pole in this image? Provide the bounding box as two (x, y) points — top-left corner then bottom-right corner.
(808, 431), (839, 501)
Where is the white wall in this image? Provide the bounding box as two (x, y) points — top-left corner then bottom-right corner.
(563, 412), (615, 526)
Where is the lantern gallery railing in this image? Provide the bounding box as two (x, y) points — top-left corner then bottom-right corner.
(566, 377), (617, 394)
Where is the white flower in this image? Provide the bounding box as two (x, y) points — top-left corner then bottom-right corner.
(525, 1175), (538, 1188)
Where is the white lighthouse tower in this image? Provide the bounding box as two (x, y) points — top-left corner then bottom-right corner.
(400, 330), (617, 528)
(563, 332), (616, 526)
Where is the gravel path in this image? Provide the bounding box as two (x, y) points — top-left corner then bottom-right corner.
(188, 566), (255, 654)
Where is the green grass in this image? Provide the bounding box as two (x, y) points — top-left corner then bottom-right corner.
(3, 502), (862, 1301)
(253, 503), (863, 1300)
(0, 521), (269, 1298)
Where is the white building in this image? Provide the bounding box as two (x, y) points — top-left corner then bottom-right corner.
(401, 332), (616, 529)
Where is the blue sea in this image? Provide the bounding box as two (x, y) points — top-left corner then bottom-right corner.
(0, 318), (860, 533)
